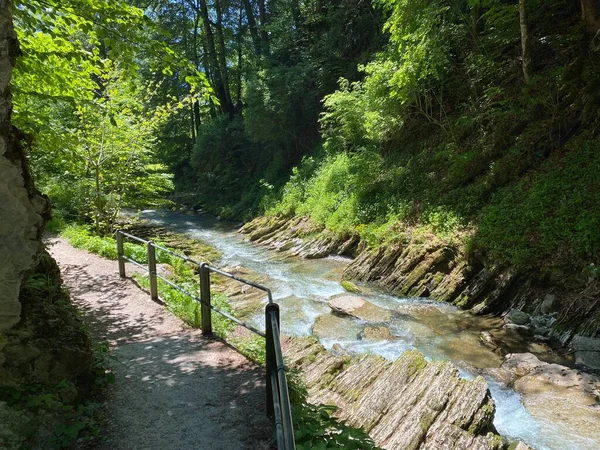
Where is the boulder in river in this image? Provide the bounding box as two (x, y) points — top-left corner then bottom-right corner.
(283, 336), (502, 450)
(501, 352), (600, 448)
(358, 325), (395, 341)
(328, 294), (392, 322)
(570, 335), (600, 373)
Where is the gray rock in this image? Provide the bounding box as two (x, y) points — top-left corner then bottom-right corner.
(571, 335), (600, 352)
(540, 294), (556, 314)
(506, 309), (530, 325)
(571, 335), (600, 372)
(530, 314), (555, 330)
(0, 2), (49, 336)
(0, 402), (28, 450)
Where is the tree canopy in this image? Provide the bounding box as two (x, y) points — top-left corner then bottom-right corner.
(13, 0), (600, 275)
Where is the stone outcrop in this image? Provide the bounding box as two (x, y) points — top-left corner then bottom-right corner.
(570, 335), (600, 373)
(239, 217), (522, 318)
(239, 215), (359, 258)
(283, 337), (503, 450)
(0, 4), (92, 447)
(0, 0), (49, 334)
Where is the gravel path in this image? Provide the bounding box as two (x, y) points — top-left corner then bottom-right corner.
(47, 237), (273, 450)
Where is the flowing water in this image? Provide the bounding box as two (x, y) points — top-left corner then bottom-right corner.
(133, 209), (598, 450)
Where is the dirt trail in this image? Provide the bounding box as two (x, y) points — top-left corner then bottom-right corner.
(47, 237), (273, 450)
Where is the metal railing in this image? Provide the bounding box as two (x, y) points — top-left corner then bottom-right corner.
(115, 230), (295, 449)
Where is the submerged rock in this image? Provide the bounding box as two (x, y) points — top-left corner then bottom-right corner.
(311, 314), (363, 341)
(283, 337), (502, 450)
(359, 325), (395, 341)
(328, 294), (392, 322)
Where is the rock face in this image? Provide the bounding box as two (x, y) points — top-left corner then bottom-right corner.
(239, 216), (521, 318)
(0, 6), (92, 447)
(239, 215), (359, 258)
(0, 0), (48, 334)
(283, 337), (502, 450)
(571, 335), (600, 373)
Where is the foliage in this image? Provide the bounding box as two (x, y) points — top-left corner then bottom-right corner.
(266, 0), (600, 276)
(38, 67), (176, 234)
(287, 371), (380, 450)
(12, 0), (211, 235)
(61, 225), (148, 261)
(477, 138), (600, 270)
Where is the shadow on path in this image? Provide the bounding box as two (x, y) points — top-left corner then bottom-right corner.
(48, 238), (273, 450)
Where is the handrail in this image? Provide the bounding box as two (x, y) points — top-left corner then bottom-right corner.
(115, 230), (295, 449)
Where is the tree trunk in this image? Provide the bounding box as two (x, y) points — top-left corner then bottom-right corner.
(214, 0), (234, 116)
(193, 100), (201, 133)
(236, 5), (244, 111)
(190, 104), (197, 143)
(519, 0), (533, 84)
(197, 0), (233, 116)
(581, 0), (600, 34)
(258, 0), (269, 54)
(241, 0), (262, 55)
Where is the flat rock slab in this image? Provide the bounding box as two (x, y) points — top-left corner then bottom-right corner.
(502, 353), (600, 449)
(329, 294), (392, 322)
(47, 238), (272, 450)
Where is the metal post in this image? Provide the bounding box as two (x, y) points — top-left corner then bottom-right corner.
(116, 231), (126, 278)
(265, 302), (279, 417)
(199, 263), (212, 335)
(148, 242), (159, 302)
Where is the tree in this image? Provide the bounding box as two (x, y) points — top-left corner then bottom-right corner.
(519, 0), (533, 83)
(12, 0), (209, 233)
(581, 0), (600, 34)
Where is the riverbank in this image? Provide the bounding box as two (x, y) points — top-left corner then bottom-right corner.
(123, 209), (600, 450)
(239, 214), (600, 375)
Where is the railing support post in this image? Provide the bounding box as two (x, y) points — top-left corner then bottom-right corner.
(148, 242), (159, 302)
(116, 231), (126, 278)
(265, 302), (280, 417)
(200, 263), (212, 335)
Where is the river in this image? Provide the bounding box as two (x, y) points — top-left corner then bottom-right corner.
(134, 209), (599, 450)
